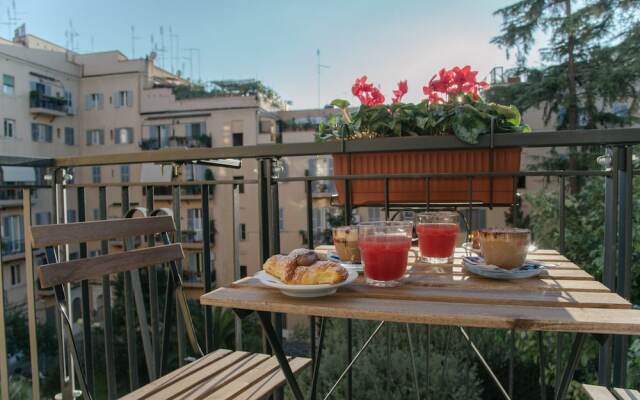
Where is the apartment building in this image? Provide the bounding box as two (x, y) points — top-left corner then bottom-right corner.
(0, 29), (341, 319)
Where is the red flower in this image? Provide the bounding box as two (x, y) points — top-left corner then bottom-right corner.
(422, 65), (489, 103)
(352, 75), (385, 106)
(392, 80), (408, 104)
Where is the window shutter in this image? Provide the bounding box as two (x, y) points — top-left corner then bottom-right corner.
(32, 124), (38, 141)
(126, 90), (133, 107)
(114, 129), (121, 144)
(86, 131), (92, 145)
(98, 94), (104, 110)
(185, 124), (192, 138)
(99, 130), (105, 145)
(308, 159), (316, 176)
(85, 95), (91, 110)
(45, 126), (52, 142)
(201, 122), (207, 136)
(114, 92), (120, 108)
(127, 128), (133, 143)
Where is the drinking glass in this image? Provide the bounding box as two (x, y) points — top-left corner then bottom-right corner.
(332, 225), (360, 263)
(358, 221), (413, 287)
(416, 211), (460, 264)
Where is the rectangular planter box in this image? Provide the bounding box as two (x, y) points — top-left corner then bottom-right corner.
(333, 147), (522, 206)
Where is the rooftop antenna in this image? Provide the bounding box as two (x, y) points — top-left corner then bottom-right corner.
(158, 26), (166, 68)
(183, 48), (199, 81)
(65, 19), (79, 51)
(130, 25), (140, 58)
(3, 0), (21, 38)
(168, 26), (174, 73)
(316, 48), (330, 108)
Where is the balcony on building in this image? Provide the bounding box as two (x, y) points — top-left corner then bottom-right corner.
(139, 134), (212, 150)
(29, 90), (69, 119)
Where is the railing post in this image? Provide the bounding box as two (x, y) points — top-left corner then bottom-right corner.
(22, 187), (40, 399)
(121, 186), (139, 390)
(98, 186), (117, 399)
(232, 182), (243, 350)
(146, 186), (161, 374)
(0, 199), (9, 400)
(599, 147), (618, 386)
(172, 184), (186, 366)
(201, 184), (214, 352)
(257, 159), (272, 354)
(613, 145), (632, 387)
(77, 187), (94, 396)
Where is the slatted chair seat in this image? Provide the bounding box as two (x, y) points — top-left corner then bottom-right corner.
(121, 349), (309, 400)
(30, 212), (310, 400)
(582, 384), (640, 400)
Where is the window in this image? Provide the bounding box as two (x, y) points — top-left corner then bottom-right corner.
(187, 208), (203, 241)
(240, 223), (246, 240)
(2, 215), (24, 253)
(232, 132), (243, 147)
(3, 74), (14, 96)
(240, 265), (247, 278)
(186, 122), (206, 138)
(85, 93), (104, 110)
(64, 90), (73, 113)
(149, 125), (170, 147)
(86, 129), (104, 145)
(233, 176), (244, 194)
(67, 209), (77, 223)
(120, 165), (130, 183)
(64, 127), (74, 145)
(114, 127), (134, 144)
(72, 298), (81, 322)
(31, 123), (53, 142)
(10, 265), (21, 286)
(279, 208), (284, 231)
(35, 212), (51, 225)
(3, 119), (15, 138)
(368, 207), (382, 222)
(92, 166), (101, 184)
(114, 90), (133, 108)
(93, 209), (100, 220)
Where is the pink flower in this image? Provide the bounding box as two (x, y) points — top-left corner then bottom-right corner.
(392, 80), (408, 104)
(352, 76), (385, 106)
(422, 65), (489, 103)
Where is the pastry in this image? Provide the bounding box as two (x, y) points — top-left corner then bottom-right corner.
(286, 261), (348, 285)
(262, 252), (347, 285)
(263, 254), (298, 282)
(288, 248), (318, 266)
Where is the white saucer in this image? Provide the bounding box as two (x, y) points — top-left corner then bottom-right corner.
(462, 256), (546, 280)
(255, 270), (359, 298)
(328, 252), (363, 273)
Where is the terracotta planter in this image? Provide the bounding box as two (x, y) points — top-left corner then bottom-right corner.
(333, 147), (522, 206)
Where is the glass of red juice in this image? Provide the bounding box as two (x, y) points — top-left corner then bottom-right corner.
(416, 211), (460, 264)
(358, 221), (413, 287)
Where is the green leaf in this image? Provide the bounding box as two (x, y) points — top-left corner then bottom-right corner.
(452, 104), (489, 144)
(330, 99), (350, 109)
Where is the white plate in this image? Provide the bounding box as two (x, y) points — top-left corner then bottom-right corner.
(255, 269), (359, 298)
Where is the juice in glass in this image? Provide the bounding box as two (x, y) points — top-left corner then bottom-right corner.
(416, 212), (459, 264)
(358, 221), (413, 287)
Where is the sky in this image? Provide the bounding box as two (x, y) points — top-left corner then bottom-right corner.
(1, 0), (545, 109)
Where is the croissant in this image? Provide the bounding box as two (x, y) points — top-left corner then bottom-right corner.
(286, 261), (348, 285)
(263, 255), (298, 282)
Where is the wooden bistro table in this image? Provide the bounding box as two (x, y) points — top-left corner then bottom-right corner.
(201, 246), (640, 400)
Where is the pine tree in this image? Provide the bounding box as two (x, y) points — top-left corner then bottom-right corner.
(490, 0), (640, 129)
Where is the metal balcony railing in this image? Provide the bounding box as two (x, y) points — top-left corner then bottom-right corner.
(139, 135), (212, 150)
(0, 127), (638, 400)
(29, 91), (68, 114)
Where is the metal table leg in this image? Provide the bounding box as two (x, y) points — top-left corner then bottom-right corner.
(256, 311), (305, 400)
(555, 333), (587, 400)
(310, 317), (326, 400)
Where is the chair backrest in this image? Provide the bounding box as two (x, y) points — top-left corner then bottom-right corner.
(32, 216), (183, 287)
(29, 213), (202, 400)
